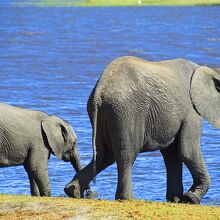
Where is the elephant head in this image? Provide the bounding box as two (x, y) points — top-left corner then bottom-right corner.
(41, 116), (82, 172)
(190, 66), (220, 128)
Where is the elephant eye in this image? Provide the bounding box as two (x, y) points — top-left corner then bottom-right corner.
(213, 78), (220, 93)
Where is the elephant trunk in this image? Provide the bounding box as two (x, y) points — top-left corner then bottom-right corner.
(64, 146), (93, 198)
(70, 145), (82, 173)
(69, 145), (91, 192)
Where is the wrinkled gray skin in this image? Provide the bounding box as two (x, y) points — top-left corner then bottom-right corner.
(0, 103), (81, 196)
(65, 56), (220, 204)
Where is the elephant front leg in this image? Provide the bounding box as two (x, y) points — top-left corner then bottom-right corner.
(180, 151), (210, 204)
(27, 171), (40, 196)
(179, 116), (210, 204)
(31, 167), (51, 196)
(161, 144), (183, 202)
(25, 164), (50, 196)
(24, 164), (40, 196)
(25, 149), (51, 196)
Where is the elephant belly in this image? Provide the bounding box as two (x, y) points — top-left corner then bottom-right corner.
(141, 136), (175, 152)
(141, 120), (181, 152)
(0, 126), (28, 167)
(0, 147), (27, 167)
(0, 154), (26, 167)
(0, 158), (24, 167)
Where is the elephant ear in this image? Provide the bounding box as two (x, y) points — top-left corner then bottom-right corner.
(190, 66), (220, 128)
(41, 116), (66, 160)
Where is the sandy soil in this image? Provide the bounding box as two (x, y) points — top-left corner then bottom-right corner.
(1, 194), (220, 220)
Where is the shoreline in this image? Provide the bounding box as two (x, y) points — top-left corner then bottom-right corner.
(1, 194), (220, 219)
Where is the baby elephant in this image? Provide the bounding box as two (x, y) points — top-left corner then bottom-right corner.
(0, 103), (81, 196)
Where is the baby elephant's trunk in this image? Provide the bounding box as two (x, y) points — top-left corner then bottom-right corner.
(70, 146), (82, 173)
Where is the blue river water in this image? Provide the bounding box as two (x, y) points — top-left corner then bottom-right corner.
(0, 3), (220, 205)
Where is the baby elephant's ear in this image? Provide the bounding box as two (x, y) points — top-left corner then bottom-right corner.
(190, 66), (220, 128)
(41, 116), (64, 160)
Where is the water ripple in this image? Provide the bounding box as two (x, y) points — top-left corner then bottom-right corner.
(0, 5), (220, 205)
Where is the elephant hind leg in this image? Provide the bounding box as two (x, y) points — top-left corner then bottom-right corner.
(64, 148), (115, 198)
(113, 141), (138, 200)
(115, 157), (134, 200)
(161, 143), (183, 202)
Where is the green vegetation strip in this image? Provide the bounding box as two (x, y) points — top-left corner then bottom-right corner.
(16, 0), (220, 6)
(0, 194), (220, 219)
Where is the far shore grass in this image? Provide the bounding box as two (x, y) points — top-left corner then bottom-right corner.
(1, 194), (220, 219)
(17, 0), (220, 7)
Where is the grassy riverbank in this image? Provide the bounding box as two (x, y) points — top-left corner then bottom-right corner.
(1, 194), (220, 219)
(17, 0), (220, 6)
(77, 0), (220, 6)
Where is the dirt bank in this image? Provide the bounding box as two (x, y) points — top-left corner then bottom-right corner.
(0, 194), (220, 219)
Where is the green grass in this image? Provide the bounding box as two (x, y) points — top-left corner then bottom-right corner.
(16, 0), (220, 6)
(1, 194), (220, 219)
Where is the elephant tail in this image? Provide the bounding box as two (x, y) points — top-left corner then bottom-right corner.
(92, 104), (98, 183)
(89, 85), (102, 183)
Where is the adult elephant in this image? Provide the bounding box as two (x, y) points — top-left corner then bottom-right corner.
(0, 103), (81, 196)
(65, 56), (220, 204)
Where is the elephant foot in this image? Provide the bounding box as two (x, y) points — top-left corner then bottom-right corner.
(180, 192), (200, 204)
(64, 181), (83, 198)
(115, 194), (133, 200)
(84, 189), (99, 199)
(167, 196), (181, 203)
